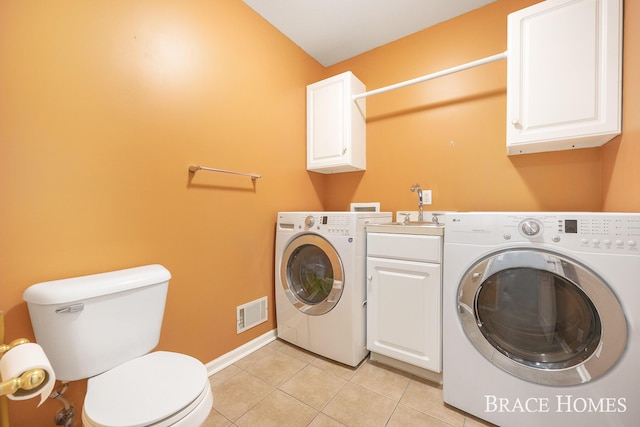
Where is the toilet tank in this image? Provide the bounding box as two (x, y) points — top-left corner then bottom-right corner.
(23, 264), (171, 381)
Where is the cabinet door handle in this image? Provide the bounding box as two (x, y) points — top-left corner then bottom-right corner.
(511, 118), (520, 126)
(367, 275), (373, 281)
(342, 147), (347, 155)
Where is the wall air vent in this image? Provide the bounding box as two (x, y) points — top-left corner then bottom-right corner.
(237, 296), (268, 334)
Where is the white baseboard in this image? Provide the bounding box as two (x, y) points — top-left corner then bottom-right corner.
(205, 329), (277, 376)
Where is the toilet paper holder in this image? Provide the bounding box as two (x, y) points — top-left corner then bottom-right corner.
(0, 339), (46, 397)
(0, 312), (47, 427)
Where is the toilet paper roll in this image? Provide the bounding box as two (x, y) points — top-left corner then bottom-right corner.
(0, 343), (56, 406)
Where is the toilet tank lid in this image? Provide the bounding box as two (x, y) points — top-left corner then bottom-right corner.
(23, 264), (171, 305)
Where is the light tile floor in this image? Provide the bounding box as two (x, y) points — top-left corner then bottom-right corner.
(202, 339), (495, 427)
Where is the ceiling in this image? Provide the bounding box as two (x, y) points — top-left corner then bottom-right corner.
(242, 0), (496, 66)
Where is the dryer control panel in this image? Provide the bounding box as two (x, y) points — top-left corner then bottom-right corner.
(445, 212), (640, 254)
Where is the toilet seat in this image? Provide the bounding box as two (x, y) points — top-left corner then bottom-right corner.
(82, 351), (212, 427)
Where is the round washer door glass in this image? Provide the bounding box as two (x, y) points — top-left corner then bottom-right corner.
(280, 234), (344, 315)
(458, 249), (626, 386)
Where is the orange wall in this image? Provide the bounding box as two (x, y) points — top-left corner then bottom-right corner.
(602, 0), (640, 211)
(1, 0), (638, 425)
(323, 0), (639, 213)
(0, 1), (325, 424)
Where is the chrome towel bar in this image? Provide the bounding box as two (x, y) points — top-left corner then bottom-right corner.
(188, 165), (261, 180)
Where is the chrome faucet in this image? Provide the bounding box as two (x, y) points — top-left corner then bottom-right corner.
(410, 183), (423, 222)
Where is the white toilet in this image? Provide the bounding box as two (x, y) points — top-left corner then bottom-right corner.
(23, 264), (213, 427)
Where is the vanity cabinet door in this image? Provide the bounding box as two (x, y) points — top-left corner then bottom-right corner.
(366, 257), (441, 372)
(506, 0), (622, 155)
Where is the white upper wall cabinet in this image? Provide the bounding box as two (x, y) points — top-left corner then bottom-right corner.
(506, 0), (622, 155)
(307, 72), (366, 173)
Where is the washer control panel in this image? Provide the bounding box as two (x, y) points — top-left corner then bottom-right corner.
(277, 212), (392, 236)
(445, 212), (640, 254)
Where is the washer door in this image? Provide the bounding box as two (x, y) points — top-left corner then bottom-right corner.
(458, 249), (626, 386)
(280, 234), (344, 316)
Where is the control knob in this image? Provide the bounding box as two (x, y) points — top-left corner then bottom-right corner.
(304, 215), (315, 228)
(521, 219), (541, 237)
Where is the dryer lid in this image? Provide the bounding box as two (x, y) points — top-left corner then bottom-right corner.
(83, 351), (208, 427)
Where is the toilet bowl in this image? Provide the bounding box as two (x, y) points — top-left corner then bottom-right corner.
(82, 352), (213, 427)
(23, 265), (213, 427)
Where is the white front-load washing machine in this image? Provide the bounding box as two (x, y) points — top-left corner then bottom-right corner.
(443, 212), (640, 427)
(275, 211), (391, 366)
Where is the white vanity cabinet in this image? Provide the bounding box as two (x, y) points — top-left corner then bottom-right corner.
(366, 226), (443, 374)
(506, 0), (622, 155)
(306, 71), (366, 173)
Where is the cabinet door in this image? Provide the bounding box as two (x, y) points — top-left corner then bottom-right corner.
(367, 257), (441, 372)
(506, 0), (622, 155)
(306, 72), (366, 173)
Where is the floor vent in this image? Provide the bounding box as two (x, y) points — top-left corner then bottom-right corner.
(237, 296), (268, 334)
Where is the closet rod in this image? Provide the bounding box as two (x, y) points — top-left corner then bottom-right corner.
(189, 165), (261, 180)
(352, 51), (508, 101)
